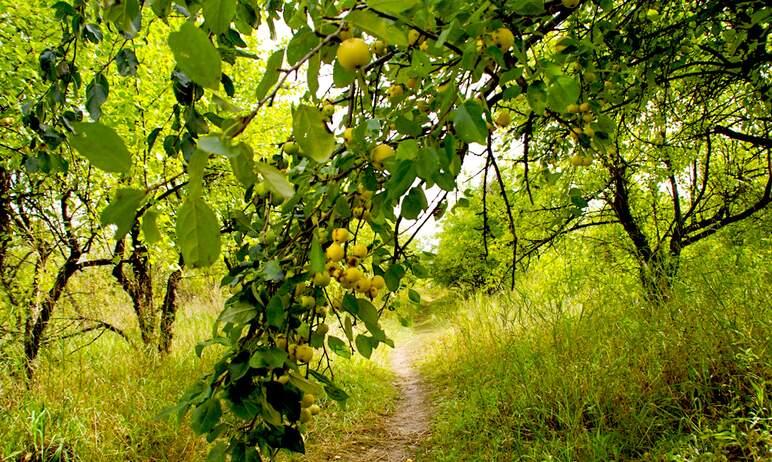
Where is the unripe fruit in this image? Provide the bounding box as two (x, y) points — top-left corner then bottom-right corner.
(332, 227), (349, 243)
(349, 243), (368, 258)
(419, 41), (429, 52)
(562, 0), (580, 8)
(295, 344), (314, 363)
(276, 374), (290, 384)
(283, 141), (299, 154)
(492, 27), (515, 50)
(371, 275), (386, 289)
(322, 102), (335, 118)
(326, 242), (345, 262)
(355, 277), (371, 293)
(579, 102), (591, 113)
(338, 28), (352, 41)
(316, 323), (329, 335)
(301, 394), (315, 408)
(352, 206), (367, 219)
(325, 261), (339, 274)
(315, 305), (329, 316)
(388, 84), (404, 100)
(582, 125), (595, 137)
(337, 38), (371, 71)
(570, 155), (585, 167)
(343, 127), (354, 144)
(313, 272), (331, 287)
(372, 40), (386, 56)
(299, 408), (312, 423)
(582, 113), (594, 124)
(368, 286), (379, 299)
(371, 144), (395, 169)
(567, 103), (580, 113)
(309, 404), (321, 415)
(300, 295), (316, 309)
(346, 256), (360, 267)
(276, 337), (288, 351)
(494, 111), (511, 128)
(408, 29), (420, 46)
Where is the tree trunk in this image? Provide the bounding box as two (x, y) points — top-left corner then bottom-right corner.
(158, 267), (182, 354)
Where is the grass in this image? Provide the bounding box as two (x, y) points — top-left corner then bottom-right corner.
(417, 250), (772, 461)
(0, 288), (399, 462)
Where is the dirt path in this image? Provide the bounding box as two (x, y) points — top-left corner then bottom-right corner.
(326, 325), (440, 462)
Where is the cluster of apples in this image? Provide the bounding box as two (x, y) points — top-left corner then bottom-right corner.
(315, 227), (385, 299)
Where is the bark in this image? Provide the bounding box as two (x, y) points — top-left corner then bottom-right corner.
(158, 266), (182, 354)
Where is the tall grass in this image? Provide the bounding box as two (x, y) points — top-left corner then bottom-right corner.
(0, 287), (397, 461)
(419, 242), (772, 461)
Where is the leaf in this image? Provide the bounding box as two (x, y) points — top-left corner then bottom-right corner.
(229, 144), (256, 187)
(508, 0), (545, 15)
(150, 0), (171, 18)
(346, 10), (407, 47)
(104, 0), (141, 38)
(526, 81), (547, 115)
(219, 298), (257, 325)
(327, 336), (351, 359)
(286, 29), (319, 66)
(261, 260), (284, 282)
(101, 188), (146, 239)
(249, 347), (287, 368)
(266, 295), (285, 328)
(86, 73), (109, 121)
(207, 443), (227, 462)
(355, 335), (372, 359)
(309, 236), (324, 274)
(176, 196), (221, 267)
(256, 49), (284, 101)
(307, 52), (321, 99)
(367, 0), (418, 14)
(384, 264), (405, 291)
(190, 398), (222, 435)
(292, 105), (335, 163)
(547, 75), (580, 112)
(141, 209), (162, 244)
(401, 187), (428, 220)
(69, 122), (132, 173)
(168, 22), (222, 90)
(115, 49), (138, 76)
(255, 163), (294, 199)
(408, 289), (421, 304)
(288, 371), (324, 397)
(357, 299), (379, 329)
(203, 0), (237, 34)
(198, 135), (238, 157)
(453, 100), (488, 144)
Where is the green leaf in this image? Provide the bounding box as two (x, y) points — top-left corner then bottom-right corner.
(453, 100), (488, 144)
(307, 52), (321, 99)
(86, 73), (109, 121)
(310, 236), (324, 273)
(150, 0), (171, 18)
(401, 187), (428, 220)
(176, 196), (221, 267)
(219, 298), (257, 325)
(229, 144), (256, 187)
(168, 22), (222, 90)
(367, 0), (418, 14)
(115, 49), (139, 77)
(288, 371), (325, 396)
(203, 0), (237, 34)
(141, 209), (162, 244)
(256, 49), (284, 101)
(207, 443), (227, 462)
(357, 299), (379, 328)
(327, 336), (351, 359)
(384, 264), (405, 291)
(101, 188), (146, 239)
(104, 0), (141, 38)
(547, 75), (580, 112)
(266, 295), (285, 328)
(286, 29), (319, 66)
(508, 0), (545, 15)
(261, 260), (284, 282)
(249, 347), (287, 368)
(69, 122), (132, 173)
(408, 289), (421, 304)
(198, 135), (238, 157)
(346, 10), (407, 47)
(255, 163), (294, 199)
(191, 398), (222, 435)
(355, 335), (373, 359)
(526, 81), (547, 115)
(292, 105), (335, 163)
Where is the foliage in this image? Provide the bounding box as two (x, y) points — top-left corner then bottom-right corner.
(0, 0), (769, 458)
(421, 236), (772, 460)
